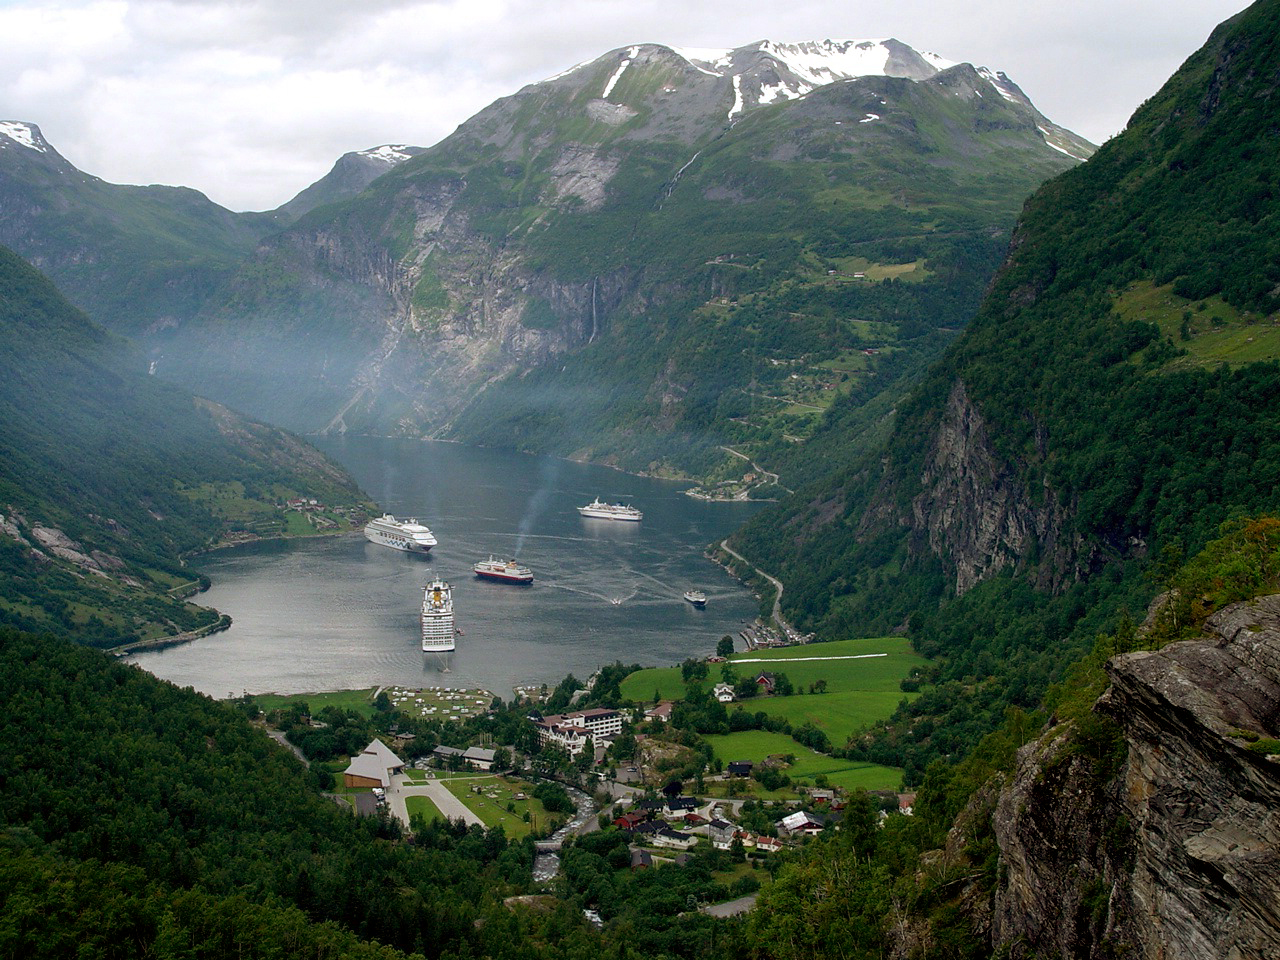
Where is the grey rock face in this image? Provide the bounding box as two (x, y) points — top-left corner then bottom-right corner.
(909, 379), (1080, 594)
(992, 595), (1280, 959)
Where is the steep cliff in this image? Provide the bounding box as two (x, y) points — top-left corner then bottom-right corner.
(992, 594), (1280, 958)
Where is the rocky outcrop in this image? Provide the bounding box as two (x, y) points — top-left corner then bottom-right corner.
(908, 379), (1082, 594)
(991, 595), (1280, 959)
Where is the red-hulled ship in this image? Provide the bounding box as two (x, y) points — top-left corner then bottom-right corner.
(473, 556), (534, 584)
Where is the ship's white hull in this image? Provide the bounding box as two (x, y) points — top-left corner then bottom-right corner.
(365, 514), (437, 553)
(365, 528), (433, 553)
(421, 578), (455, 653)
(577, 499), (643, 521)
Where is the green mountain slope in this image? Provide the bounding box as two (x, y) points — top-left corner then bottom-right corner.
(0, 244), (372, 646)
(0, 122), (279, 336)
(160, 45), (1087, 487)
(732, 0), (1280, 775)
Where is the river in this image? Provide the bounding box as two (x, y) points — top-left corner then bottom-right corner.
(130, 437), (766, 699)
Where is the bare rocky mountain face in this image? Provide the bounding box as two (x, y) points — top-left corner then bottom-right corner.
(991, 594), (1280, 958)
(149, 40), (1088, 484)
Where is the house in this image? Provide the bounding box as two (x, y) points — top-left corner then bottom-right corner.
(708, 819), (736, 849)
(342, 739), (405, 789)
(755, 836), (784, 854)
(632, 820), (666, 836)
(712, 683), (735, 703)
(644, 701), (674, 724)
(665, 796), (698, 816)
(630, 847), (653, 870)
(777, 810), (828, 837)
(898, 793), (917, 816)
(755, 672), (776, 693)
(463, 746), (497, 771)
(653, 827), (698, 850)
(614, 811), (647, 831)
(734, 830), (757, 848)
(634, 797), (666, 815)
(683, 812), (708, 828)
(727, 761), (753, 778)
(807, 788), (836, 805)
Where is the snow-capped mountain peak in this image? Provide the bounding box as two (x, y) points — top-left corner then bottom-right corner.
(0, 121), (49, 153)
(358, 144), (415, 165)
(665, 39), (967, 118)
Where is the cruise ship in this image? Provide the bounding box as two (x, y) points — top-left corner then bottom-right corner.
(577, 498), (643, 521)
(421, 578), (455, 652)
(364, 514), (437, 553)
(474, 556), (534, 584)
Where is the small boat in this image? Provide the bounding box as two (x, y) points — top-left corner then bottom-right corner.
(473, 555), (534, 584)
(683, 589), (707, 608)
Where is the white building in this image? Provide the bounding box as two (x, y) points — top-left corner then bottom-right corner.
(533, 708), (623, 755)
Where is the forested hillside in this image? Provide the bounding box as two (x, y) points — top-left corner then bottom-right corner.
(0, 628), (572, 959)
(732, 0), (1280, 777)
(0, 245), (372, 646)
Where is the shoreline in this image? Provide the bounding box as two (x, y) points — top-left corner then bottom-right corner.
(111, 613), (232, 657)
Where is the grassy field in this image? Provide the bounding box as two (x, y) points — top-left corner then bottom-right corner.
(704, 730), (903, 792)
(620, 635), (926, 744)
(433, 774), (561, 839)
(246, 686), (494, 721)
(619, 637), (925, 792)
(252, 688), (379, 715)
(405, 795), (447, 822)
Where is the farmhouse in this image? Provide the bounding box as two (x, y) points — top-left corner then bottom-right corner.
(712, 683), (735, 703)
(342, 739), (405, 789)
(727, 761), (754, 777)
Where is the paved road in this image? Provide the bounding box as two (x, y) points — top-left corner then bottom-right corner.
(266, 730), (309, 768)
(720, 538), (787, 630)
(702, 894), (758, 917)
(386, 776), (484, 828)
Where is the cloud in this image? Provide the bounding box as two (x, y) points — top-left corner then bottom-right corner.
(0, 0), (1249, 210)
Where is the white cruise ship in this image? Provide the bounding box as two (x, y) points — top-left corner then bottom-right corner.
(577, 497), (643, 521)
(421, 578), (455, 652)
(364, 514), (437, 553)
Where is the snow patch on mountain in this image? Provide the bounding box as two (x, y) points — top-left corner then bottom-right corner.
(860, 113), (881, 123)
(1037, 125), (1091, 162)
(0, 121), (46, 153)
(359, 145), (414, 164)
(977, 67), (1023, 104)
(603, 49), (640, 100)
(729, 75), (745, 119)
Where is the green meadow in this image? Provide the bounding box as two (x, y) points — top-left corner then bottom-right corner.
(704, 731), (903, 793)
(620, 635), (927, 747)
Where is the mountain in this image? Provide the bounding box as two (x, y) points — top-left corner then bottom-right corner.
(0, 121), (280, 337)
(272, 143), (427, 221)
(732, 0), (1280, 772)
(150, 39), (1091, 484)
(0, 243), (372, 647)
(0, 122), (426, 339)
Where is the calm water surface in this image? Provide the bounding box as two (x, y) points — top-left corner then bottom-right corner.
(131, 437), (765, 698)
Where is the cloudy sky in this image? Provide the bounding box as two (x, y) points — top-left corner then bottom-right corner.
(0, 0), (1250, 211)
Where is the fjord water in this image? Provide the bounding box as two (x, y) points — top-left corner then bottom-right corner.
(131, 437), (765, 699)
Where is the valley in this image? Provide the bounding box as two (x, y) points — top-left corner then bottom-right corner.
(3, 5), (1280, 959)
